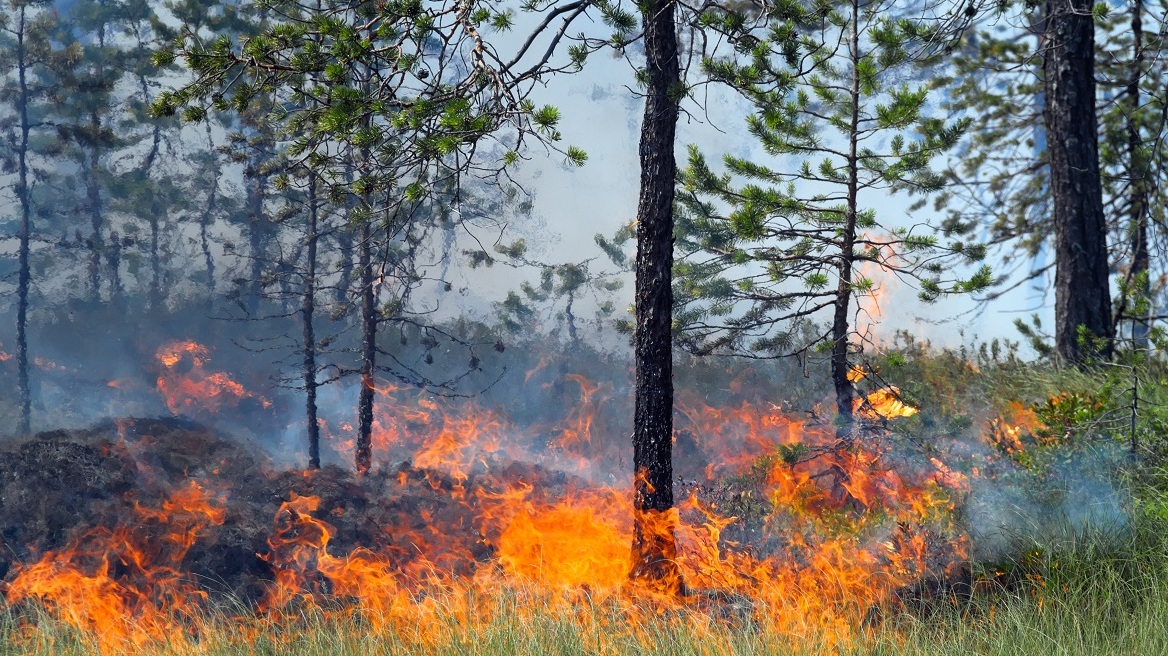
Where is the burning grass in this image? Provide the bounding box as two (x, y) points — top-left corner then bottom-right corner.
(4, 512), (1168, 656)
(0, 338), (1162, 654)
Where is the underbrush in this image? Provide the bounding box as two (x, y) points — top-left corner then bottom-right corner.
(5, 345), (1168, 655)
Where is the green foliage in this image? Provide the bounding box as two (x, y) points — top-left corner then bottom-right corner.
(938, 0), (1168, 337)
(152, 0), (595, 219)
(673, 0), (984, 363)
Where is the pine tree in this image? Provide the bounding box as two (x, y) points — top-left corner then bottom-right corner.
(1096, 1), (1168, 348)
(675, 0), (986, 431)
(938, 1), (1165, 358)
(0, 0), (70, 433)
(47, 0), (132, 303)
(1044, 0), (1112, 360)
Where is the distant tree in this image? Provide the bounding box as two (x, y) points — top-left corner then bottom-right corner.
(0, 0), (69, 433)
(47, 0), (131, 302)
(1096, 0), (1168, 348)
(674, 0), (985, 432)
(472, 237), (622, 347)
(154, 0), (613, 473)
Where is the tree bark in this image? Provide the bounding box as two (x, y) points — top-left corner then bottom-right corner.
(1126, 0), (1149, 349)
(831, 0), (861, 436)
(201, 122), (218, 308)
(15, 4), (32, 435)
(1045, 0), (1113, 360)
(246, 161), (268, 317)
(304, 173), (321, 469)
(629, 0), (682, 592)
(356, 218), (375, 475)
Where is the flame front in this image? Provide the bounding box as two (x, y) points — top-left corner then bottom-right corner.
(3, 344), (976, 653)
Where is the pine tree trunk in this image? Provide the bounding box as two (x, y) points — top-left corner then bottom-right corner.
(88, 24), (106, 302)
(356, 218), (375, 475)
(832, 0), (861, 436)
(87, 134), (103, 302)
(15, 4), (32, 435)
(247, 166), (267, 317)
(335, 227), (354, 307)
(1127, 0), (1149, 349)
(201, 123), (218, 308)
(629, 0), (682, 592)
(1045, 0), (1113, 360)
(304, 174), (321, 470)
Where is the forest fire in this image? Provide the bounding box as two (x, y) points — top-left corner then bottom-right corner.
(5, 481), (226, 652)
(0, 340), (984, 654)
(154, 341), (270, 416)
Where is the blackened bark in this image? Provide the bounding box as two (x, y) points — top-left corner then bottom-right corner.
(15, 4), (32, 435)
(201, 122), (218, 307)
(831, 0), (861, 436)
(304, 174), (321, 470)
(1045, 0), (1113, 360)
(356, 219), (375, 475)
(629, 0), (682, 591)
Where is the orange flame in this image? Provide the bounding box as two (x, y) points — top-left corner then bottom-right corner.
(154, 341), (269, 416)
(5, 481), (225, 653)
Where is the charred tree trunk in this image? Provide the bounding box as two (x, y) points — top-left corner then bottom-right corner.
(629, 0), (682, 592)
(1126, 0), (1149, 349)
(304, 173), (321, 469)
(356, 218), (376, 475)
(1045, 0), (1113, 361)
(15, 4), (32, 435)
(831, 0), (861, 436)
(201, 123), (218, 309)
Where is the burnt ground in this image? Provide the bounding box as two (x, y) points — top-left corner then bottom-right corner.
(0, 417), (579, 605)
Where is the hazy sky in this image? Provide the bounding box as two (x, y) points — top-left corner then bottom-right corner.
(456, 46), (1055, 357)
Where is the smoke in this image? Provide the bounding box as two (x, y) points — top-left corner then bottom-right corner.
(963, 442), (1130, 561)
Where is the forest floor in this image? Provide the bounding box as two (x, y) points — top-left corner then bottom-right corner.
(3, 516), (1168, 656)
(2, 343), (1168, 655)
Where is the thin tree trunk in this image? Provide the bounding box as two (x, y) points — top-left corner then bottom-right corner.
(1127, 0), (1149, 349)
(356, 218), (375, 475)
(304, 173), (321, 469)
(1045, 0), (1113, 360)
(87, 133), (103, 301)
(139, 61), (164, 311)
(15, 4), (32, 435)
(831, 0), (861, 435)
(88, 23), (106, 302)
(335, 227), (354, 307)
(629, 0), (682, 592)
(201, 122), (218, 308)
